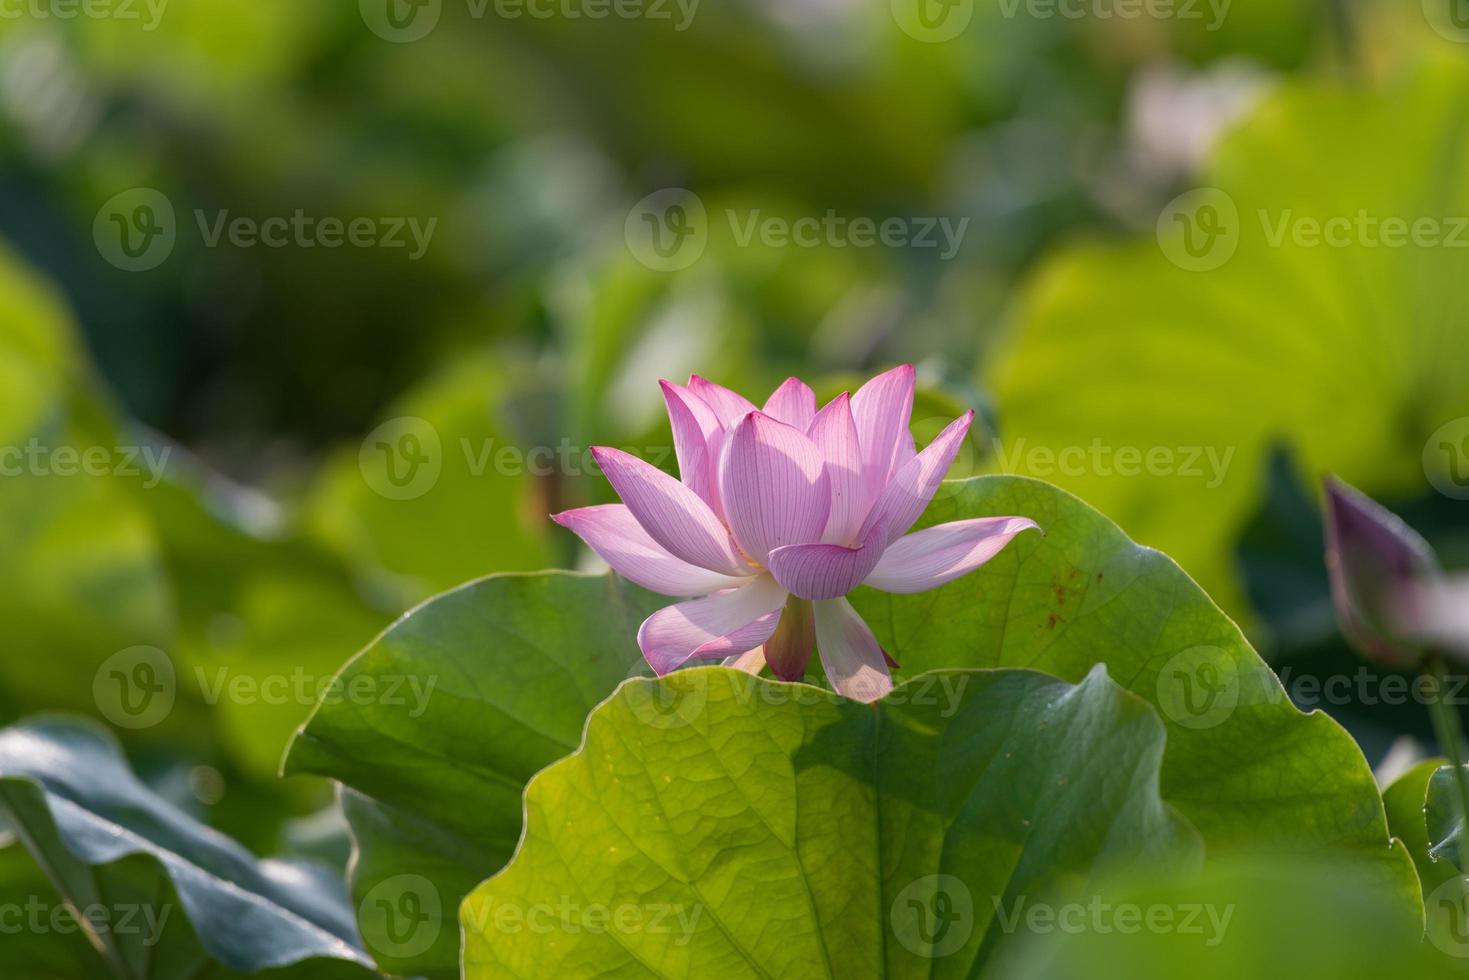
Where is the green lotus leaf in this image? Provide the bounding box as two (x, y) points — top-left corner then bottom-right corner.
(284, 571), (665, 977)
(464, 665), (1200, 978)
(850, 476), (1417, 901)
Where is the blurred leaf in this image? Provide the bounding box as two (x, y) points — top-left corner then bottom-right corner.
(487, 11), (959, 202)
(284, 571), (665, 977)
(463, 666), (1200, 978)
(0, 242), (366, 850)
(202, 570), (387, 780)
(1164, 0), (1317, 67)
(988, 56), (1469, 618)
(850, 476), (1419, 900)
(0, 246), (177, 730)
(72, 0), (332, 99)
(0, 241), (83, 400)
(555, 255), (752, 447)
(134, 474), (390, 782)
(305, 357), (554, 601)
(0, 717), (375, 979)
(0, 841), (113, 978)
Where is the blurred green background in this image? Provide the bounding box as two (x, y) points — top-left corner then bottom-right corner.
(1, 0), (1466, 863)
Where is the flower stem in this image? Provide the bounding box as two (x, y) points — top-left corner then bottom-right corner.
(1427, 653), (1469, 870)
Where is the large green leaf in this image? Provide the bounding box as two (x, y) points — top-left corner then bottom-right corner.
(464, 666), (1201, 978)
(284, 571), (666, 977)
(0, 718), (374, 979)
(986, 55), (1469, 617)
(849, 475), (1417, 899)
(1003, 855), (1450, 980)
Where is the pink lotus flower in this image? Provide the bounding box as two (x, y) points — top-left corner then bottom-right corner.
(553, 366), (1039, 702)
